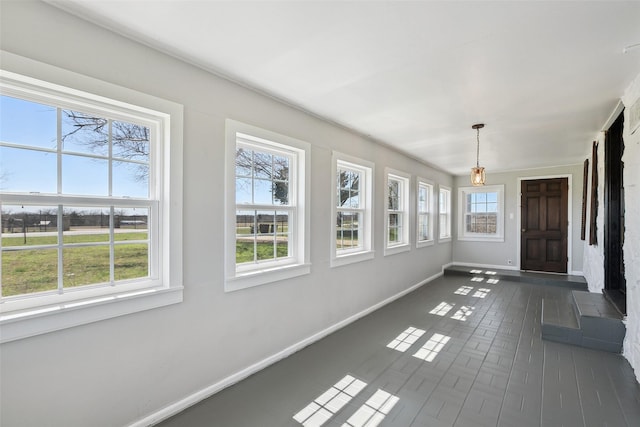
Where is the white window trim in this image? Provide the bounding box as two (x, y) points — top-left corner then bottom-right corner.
(0, 52), (183, 343)
(416, 177), (435, 248)
(438, 185), (452, 242)
(331, 152), (375, 267)
(384, 168), (411, 256)
(457, 184), (505, 242)
(224, 119), (310, 291)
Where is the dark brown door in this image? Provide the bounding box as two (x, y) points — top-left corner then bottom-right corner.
(521, 178), (568, 273)
(604, 111), (626, 314)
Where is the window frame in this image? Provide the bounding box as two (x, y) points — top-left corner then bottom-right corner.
(331, 152), (374, 267)
(416, 177), (435, 248)
(438, 186), (452, 242)
(0, 56), (183, 343)
(457, 184), (505, 242)
(225, 119), (310, 292)
(384, 169), (411, 256)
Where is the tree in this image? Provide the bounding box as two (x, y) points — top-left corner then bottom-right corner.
(235, 148), (290, 205)
(235, 148), (359, 207)
(62, 110), (149, 182)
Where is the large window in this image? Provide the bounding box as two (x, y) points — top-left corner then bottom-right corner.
(438, 186), (451, 241)
(458, 185), (504, 241)
(0, 65), (183, 343)
(385, 169), (410, 255)
(416, 178), (434, 247)
(331, 153), (374, 267)
(225, 120), (310, 291)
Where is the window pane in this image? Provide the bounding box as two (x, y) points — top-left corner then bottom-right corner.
(62, 154), (108, 196)
(275, 211), (289, 259)
(337, 211), (361, 250)
(1, 205), (58, 246)
(113, 161), (149, 198)
(112, 120), (150, 162)
(273, 155), (289, 181)
(0, 146), (57, 193)
(63, 245), (110, 288)
(0, 96), (57, 149)
(253, 152), (272, 179)
(61, 110), (109, 156)
(254, 178), (274, 205)
(236, 210), (256, 264)
(418, 214), (429, 241)
(116, 207), (148, 232)
(418, 187), (427, 212)
(2, 248), (58, 296)
(236, 177), (252, 204)
(114, 243), (148, 281)
(388, 180), (399, 210)
(235, 147), (253, 177)
(388, 227), (399, 243)
(273, 181), (289, 205)
(63, 207), (111, 243)
(256, 210), (276, 261)
(389, 213), (401, 243)
(338, 169), (356, 208)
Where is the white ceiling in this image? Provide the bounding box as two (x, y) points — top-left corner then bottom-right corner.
(50, 0), (640, 175)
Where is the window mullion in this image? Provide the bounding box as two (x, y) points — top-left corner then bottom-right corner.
(108, 120), (115, 284)
(57, 204), (63, 293)
(56, 108), (64, 293)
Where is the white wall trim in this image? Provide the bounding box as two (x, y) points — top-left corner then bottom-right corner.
(129, 270), (444, 427)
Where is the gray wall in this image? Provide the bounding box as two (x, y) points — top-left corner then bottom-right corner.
(0, 2), (453, 426)
(453, 164), (585, 274)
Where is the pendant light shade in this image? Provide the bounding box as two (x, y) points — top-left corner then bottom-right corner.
(471, 166), (485, 186)
(470, 123), (486, 186)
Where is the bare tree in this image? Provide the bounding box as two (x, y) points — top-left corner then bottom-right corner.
(62, 110), (149, 181)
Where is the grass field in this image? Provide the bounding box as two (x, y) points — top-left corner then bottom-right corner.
(236, 241), (288, 263)
(1, 232), (148, 297)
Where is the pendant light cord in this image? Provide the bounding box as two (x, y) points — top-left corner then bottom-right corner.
(476, 127), (480, 168)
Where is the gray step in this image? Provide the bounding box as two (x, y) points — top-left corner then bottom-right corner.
(444, 265), (588, 290)
(541, 290), (625, 353)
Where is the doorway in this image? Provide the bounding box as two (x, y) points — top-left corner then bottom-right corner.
(604, 111), (626, 314)
(520, 178), (569, 273)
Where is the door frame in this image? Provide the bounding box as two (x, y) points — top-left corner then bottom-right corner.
(516, 174), (573, 273)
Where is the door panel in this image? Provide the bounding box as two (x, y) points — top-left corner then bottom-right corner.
(521, 178), (568, 273)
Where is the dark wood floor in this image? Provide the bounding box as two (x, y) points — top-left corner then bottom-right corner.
(158, 273), (640, 426)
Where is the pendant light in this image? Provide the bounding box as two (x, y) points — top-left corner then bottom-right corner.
(470, 123), (486, 186)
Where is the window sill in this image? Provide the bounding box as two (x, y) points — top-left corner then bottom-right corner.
(416, 239), (435, 249)
(331, 250), (375, 268)
(384, 244), (410, 257)
(0, 286), (183, 343)
(226, 263), (311, 292)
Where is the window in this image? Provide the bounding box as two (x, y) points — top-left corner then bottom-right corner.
(458, 185), (504, 241)
(0, 65), (183, 343)
(438, 186), (451, 241)
(416, 178), (434, 247)
(385, 169), (410, 255)
(225, 120), (310, 291)
(331, 153), (374, 267)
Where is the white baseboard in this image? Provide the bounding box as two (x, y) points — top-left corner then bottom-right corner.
(451, 261), (519, 271)
(129, 270), (443, 427)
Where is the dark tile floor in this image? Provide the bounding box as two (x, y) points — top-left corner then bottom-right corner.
(158, 273), (640, 427)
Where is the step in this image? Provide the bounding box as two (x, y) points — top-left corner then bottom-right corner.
(541, 290), (625, 353)
(444, 265), (588, 290)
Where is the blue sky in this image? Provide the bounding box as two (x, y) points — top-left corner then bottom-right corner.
(0, 95), (148, 198)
